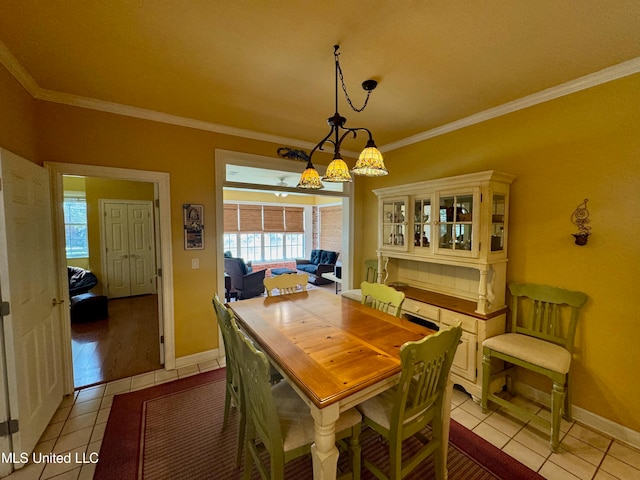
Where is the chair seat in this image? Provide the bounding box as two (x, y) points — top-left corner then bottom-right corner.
(483, 333), (572, 374)
(272, 381), (361, 452)
(358, 385), (434, 431)
(341, 289), (362, 302)
(357, 387), (396, 430)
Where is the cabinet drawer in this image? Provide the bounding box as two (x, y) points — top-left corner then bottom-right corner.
(441, 309), (477, 334)
(402, 298), (440, 322)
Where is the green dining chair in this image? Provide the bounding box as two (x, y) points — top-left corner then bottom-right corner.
(481, 282), (588, 452)
(342, 259), (382, 302)
(235, 321), (362, 480)
(356, 325), (463, 480)
(212, 294), (246, 467)
(360, 281), (405, 317)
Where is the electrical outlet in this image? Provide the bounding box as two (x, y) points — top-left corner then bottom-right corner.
(192, 258), (199, 269)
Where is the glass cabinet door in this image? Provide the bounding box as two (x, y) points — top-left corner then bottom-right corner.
(437, 192), (474, 253)
(413, 197), (432, 250)
(382, 198), (407, 248)
(491, 194), (506, 252)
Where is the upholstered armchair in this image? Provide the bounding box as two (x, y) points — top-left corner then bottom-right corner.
(295, 249), (339, 285)
(224, 257), (265, 300)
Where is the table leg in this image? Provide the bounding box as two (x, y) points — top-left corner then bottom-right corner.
(310, 403), (340, 480)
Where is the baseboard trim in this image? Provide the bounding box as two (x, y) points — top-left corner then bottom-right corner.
(175, 349), (220, 370)
(515, 381), (640, 450)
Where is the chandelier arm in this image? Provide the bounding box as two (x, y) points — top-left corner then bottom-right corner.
(335, 129), (358, 152)
(308, 126), (338, 160)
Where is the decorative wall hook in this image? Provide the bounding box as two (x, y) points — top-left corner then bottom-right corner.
(571, 198), (591, 246)
(277, 147), (309, 162)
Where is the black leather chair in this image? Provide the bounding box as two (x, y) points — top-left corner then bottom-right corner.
(224, 257), (266, 300)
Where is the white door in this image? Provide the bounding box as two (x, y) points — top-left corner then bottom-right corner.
(104, 202), (130, 298)
(0, 149), (64, 472)
(127, 203), (154, 296)
(103, 201), (155, 298)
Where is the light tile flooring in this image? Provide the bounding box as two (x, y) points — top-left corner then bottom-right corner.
(5, 361), (640, 480)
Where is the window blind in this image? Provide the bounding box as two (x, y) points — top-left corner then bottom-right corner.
(239, 204), (263, 231)
(224, 204), (239, 232)
(285, 207), (304, 232)
(263, 206), (285, 232)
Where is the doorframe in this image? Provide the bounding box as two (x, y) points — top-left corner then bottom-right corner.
(46, 162), (175, 393)
(214, 148), (355, 302)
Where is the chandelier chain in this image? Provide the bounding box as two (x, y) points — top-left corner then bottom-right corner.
(336, 59), (372, 113)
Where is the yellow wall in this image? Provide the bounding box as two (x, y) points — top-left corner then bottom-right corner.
(31, 101), (337, 360)
(0, 65), (37, 160)
(2, 62), (639, 431)
(356, 73), (640, 431)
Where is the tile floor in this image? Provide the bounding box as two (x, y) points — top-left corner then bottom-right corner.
(5, 360), (640, 480)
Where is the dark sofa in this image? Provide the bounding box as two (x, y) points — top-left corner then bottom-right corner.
(295, 249), (339, 285)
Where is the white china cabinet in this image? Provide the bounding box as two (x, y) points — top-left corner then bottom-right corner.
(374, 170), (515, 400)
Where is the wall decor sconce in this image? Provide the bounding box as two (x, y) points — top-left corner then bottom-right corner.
(571, 198), (591, 246)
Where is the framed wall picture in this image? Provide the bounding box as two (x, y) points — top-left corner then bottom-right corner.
(183, 204), (204, 250)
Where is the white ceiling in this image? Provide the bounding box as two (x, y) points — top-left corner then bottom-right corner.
(1, 1), (639, 164)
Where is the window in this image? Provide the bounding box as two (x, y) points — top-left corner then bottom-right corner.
(285, 233), (304, 258)
(63, 195), (89, 258)
(264, 233), (284, 260)
(223, 233), (238, 257)
(240, 233), (262, 262)
(224, 203), (305, 261)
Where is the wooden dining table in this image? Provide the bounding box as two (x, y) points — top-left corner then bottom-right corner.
(229, 288), (448, 480)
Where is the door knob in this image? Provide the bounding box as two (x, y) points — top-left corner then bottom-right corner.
(52, 298), (65, 306)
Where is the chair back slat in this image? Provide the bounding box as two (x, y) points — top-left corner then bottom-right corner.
(509, 282), (588, 350)
(391, 326), (462, 435)
(213, 295), (242, 391)
(360, 281), (405, 317)
(364, 259), (379, 283)
(264, 273), (308, 296)
(234, 322), (284, 458)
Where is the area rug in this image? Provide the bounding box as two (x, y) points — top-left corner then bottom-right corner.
(95, 369), (544, 480)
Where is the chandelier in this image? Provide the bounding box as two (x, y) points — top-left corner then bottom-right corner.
(297, 45), (388, 189)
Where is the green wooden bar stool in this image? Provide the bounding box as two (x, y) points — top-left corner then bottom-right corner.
(481, 282), (588, 452)
(360, 281), (405, 317)
(357, 325), (462, 480)
(212, 294), (246, 467)
(235, 321), (362, 480)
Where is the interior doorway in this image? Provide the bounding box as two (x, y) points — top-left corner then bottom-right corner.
(46, 162), (175, 393)
(64, 178), (161, 388)
(214, 150), (355, 310)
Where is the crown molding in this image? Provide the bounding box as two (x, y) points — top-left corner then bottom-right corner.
(34, 87), (320, 151)
(1, 39), (638, 154)
(0, 40), (39, 95)
(380, 56), (640, 152)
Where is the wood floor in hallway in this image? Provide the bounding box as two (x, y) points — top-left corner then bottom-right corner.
(71, 294), (161, 389)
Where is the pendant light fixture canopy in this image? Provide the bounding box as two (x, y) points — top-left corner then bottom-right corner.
(297, 45), (388, 189)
